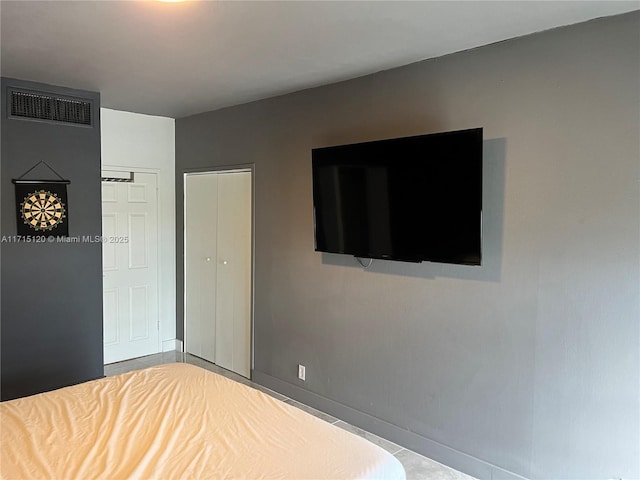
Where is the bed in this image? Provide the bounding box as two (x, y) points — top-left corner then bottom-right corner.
(1, 362), (406, 479)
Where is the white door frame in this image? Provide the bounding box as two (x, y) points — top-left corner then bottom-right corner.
(183, 164), (255, 377)
(102, 168), (162, 362)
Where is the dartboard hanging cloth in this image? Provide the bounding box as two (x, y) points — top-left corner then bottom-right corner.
(13, 161), (70, 237)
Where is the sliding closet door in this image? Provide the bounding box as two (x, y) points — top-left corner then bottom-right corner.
(185, 171), (252, 378)
(214, 172), (252, 376)
(184, 174), (218, 364)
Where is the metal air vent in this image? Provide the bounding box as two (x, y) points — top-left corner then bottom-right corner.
(101, 171), (133, 182)
(9, 89), (92, 126)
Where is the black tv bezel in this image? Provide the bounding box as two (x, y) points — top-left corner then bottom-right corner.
(311, 127), (483, 265)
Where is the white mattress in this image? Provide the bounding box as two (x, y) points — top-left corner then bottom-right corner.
(1, 362), (406, 480)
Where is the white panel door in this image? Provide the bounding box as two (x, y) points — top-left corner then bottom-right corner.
(185, 171), (252, 378)
(103, 173), (159, 364)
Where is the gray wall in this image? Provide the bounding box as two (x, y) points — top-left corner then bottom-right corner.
(1, 78), (103, 400)
(176, 13), (639, 480)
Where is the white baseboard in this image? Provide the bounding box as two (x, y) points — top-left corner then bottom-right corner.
(162, 339), (183, 352)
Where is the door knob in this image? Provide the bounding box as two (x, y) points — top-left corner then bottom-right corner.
(206, 257), (211, 262)
(222, 260), (228, 265)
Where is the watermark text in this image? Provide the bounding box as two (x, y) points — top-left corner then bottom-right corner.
(1, 235), (129, 244)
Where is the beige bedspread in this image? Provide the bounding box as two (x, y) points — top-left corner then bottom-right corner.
(1, 363), (405, 480)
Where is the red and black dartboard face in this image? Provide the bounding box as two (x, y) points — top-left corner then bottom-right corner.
(21, 189), (66, 231)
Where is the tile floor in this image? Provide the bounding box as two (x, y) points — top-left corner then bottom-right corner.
(105, 352), (476, 480)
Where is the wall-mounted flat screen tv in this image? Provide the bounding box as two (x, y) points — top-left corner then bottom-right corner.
(312, 128), (482, 265)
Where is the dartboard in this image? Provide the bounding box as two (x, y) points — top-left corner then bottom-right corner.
(20, 189), (66, 231)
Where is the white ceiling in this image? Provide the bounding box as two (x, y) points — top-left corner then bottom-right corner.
(1, 1), (637, 119)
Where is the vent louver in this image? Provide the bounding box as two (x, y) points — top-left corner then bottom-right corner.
(9, 89), (92, 126)
(101, 170), (134, 182)
(101, 176), (133, 183)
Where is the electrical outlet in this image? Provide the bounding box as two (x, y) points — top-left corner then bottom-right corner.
(298, 364), (306, 381)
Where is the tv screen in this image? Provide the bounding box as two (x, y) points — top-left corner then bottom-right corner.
(312, 128), (482, 265)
